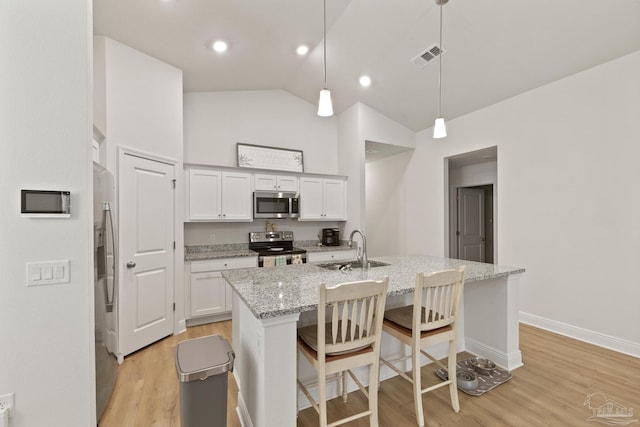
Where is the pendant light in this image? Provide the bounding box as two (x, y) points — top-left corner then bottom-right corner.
(433, 0), (448, 139)
(317, 0), (334, 117)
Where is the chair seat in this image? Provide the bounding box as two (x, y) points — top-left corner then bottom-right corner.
(384, 305), (444, 329)
(383, 316), (453, 339)
(298, 320), (371, 356)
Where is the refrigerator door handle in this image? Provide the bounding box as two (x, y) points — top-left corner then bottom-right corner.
(104, 203), (117, 313)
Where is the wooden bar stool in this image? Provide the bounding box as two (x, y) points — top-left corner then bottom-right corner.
(380, 267), (465, 427)
(297, 276), (389, 427)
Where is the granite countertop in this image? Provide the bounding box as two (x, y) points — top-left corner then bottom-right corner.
(184, 241), (354, 261)
(185, 244), (256, 261)
(222, 255), (525, 320)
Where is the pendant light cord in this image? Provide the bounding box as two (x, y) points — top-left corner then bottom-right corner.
(323, 0), (327, 89)
(438, 1), (443, 118)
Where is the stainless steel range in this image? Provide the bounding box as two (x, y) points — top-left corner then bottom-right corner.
(249, 231), (307, 267)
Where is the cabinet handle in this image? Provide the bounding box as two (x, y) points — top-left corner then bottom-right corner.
(126, 261), (136, 268)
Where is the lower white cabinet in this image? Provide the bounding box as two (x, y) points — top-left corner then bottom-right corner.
(307, 249), (356, 263)
(187, 256), (257, 320)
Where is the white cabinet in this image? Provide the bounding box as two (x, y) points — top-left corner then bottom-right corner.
(187, 257), (257, 319)
(254, 174), (298, 192)
(299, 177), (347, 220)
(307, 249), (356, 263)
(187, 169), (252, 221)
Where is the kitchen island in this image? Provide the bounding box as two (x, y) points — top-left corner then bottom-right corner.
(223, 255), (524, 427)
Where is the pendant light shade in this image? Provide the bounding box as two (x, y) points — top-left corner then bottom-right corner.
(318, 89), (334, 117)
(433, 0), (448, 139)
(317, 0), (333, 117)
(433, 117), (447, 138)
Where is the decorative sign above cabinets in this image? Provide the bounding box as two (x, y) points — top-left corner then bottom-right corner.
(237, 143), (304, 173)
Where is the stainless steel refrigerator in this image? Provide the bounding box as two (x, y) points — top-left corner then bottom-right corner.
(93, 163), (119, 423)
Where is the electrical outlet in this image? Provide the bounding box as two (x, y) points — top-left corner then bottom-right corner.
(209, 234), (216, 243)
(0, 392), (14, 417)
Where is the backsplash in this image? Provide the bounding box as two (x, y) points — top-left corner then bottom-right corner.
(184, 220), (345, 245)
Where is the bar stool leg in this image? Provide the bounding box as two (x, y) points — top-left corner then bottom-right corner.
(448, 340), (460, 412)
(412, 345), (425, 427)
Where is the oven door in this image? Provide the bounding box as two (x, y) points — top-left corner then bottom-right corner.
(254, 191), (299, 219)
(258, 252), (307, 267)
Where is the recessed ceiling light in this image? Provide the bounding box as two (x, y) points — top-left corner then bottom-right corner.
(359, 75), (372, 87)
(296, 45), (309, 56)
(212, 40), (228, 53)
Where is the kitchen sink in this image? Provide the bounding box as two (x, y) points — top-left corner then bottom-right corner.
(317, 260), (390, 270)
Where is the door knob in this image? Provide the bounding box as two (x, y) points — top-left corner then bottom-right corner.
(126, 261), (136, 268)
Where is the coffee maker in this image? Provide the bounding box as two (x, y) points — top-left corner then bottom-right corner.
(321, 228), (340, 246)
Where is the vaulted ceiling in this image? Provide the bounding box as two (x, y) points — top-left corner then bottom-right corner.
(94, 0), (640, 132)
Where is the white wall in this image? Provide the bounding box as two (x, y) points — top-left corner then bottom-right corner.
(0, 1), (95, 426)
(403, 51), (640, 355)
(99, 37), (184, 171)
(365, 151), (413, 257)
(184, 90), (338, 174)
(338, 103), (415, 235)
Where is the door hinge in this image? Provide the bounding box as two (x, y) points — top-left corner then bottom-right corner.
(456, 230), (460, 236)
(173, 241), (176, 250)
(173, 302), (176, 311)
(172, 179), (176, 189)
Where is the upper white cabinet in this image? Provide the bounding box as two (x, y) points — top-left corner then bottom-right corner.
(187, 169), (252, 221)
(299, 177), (347, 220)
(254, 174), (298, 192)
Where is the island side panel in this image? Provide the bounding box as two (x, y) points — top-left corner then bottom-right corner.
(463, 274), (523, 370)
(233, 292), (300, 427)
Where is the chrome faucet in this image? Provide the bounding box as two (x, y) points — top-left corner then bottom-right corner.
(348, 229), (368, 270)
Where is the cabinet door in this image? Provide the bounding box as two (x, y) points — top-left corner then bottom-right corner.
(323, 179), (346, 220)
(299, 177), (324, 220)
(188, 169), (221, 220)
(221, 172), (252, 220)
(254, 174), (278, 191)
(190, 271), (227, 317)
(276, 175), (298, 192)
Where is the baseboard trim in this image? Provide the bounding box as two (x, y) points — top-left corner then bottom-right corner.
(176, 319), (187, 335)
(465, 338), (523, 370)
(519, 311), (640, 358)
(185, 312), (232, 327)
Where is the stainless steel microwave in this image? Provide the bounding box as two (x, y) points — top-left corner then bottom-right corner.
(253, 191), (299, 219)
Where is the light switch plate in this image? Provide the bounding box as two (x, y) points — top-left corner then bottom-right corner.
(26, 260), (70, 286)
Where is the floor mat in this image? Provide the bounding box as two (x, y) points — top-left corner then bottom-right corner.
(434, 357), (512, 396)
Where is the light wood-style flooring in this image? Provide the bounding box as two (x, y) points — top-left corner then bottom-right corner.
(99, 322), (639, 427)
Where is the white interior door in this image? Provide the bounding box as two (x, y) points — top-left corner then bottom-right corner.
(457, 187), (485, 262)
(120, 153), (175, 357)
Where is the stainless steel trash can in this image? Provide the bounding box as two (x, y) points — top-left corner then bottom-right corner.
(176, 335), (235, 427)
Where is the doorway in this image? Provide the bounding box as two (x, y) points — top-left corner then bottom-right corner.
(446, 147), (497, 264)
(455, 185), (493, 263)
